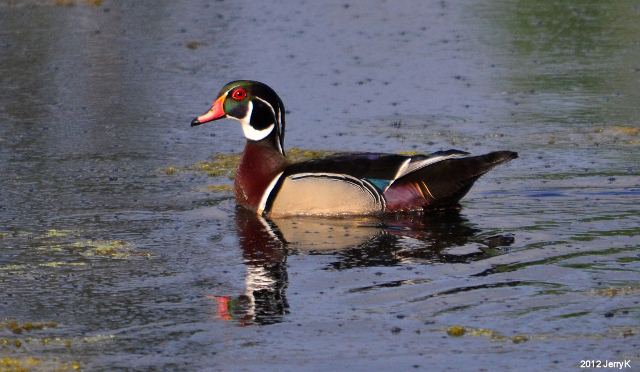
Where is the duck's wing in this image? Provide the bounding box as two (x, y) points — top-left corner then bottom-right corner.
(384, 151), (518, 211)
(259, 150), (469, 216)
(282, 149), (470, 192)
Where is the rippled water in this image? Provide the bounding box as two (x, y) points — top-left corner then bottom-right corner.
(1, 0), (639, 370)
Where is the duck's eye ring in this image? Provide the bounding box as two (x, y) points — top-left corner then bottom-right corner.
(231, 88), (247, 101)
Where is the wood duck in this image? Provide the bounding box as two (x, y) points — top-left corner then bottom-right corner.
(191, 80), (517, 217)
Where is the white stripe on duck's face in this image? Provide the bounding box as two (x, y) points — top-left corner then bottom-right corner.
(237, 101), (276, 141)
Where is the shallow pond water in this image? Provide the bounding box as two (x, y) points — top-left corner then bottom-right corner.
(0, 0), (639, 370)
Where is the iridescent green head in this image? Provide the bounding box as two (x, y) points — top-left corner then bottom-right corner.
(191, 80), (286, 153)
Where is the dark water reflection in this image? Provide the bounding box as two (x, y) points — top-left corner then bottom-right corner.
(221, 208), (514, 325)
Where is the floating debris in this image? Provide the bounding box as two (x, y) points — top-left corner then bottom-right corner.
(186, 41), (205, 50)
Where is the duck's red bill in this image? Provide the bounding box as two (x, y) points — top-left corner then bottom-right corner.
(191, 95), (226, 126)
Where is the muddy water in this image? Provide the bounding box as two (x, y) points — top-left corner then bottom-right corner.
(1, 0), (639, 370)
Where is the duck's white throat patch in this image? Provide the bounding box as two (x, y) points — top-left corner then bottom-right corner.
(239, 101), (275, 141)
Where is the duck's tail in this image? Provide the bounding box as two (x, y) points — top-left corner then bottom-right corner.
(384, 151), (518, 211)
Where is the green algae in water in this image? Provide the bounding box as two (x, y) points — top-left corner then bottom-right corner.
(0, 356), (81, 371)
(189, 147), (335, 179)
(55, 0), (102, 7)
(72, 240), (151, 259)
(45, 229), (73, 238)
(192, 153), (241, 178)
(510, 335), (529, 344)
(553, 311), (591, 319)
(163, 166), (178, 175)
(183, 148), (336, 193)
(590, 286), (640, 297)
(0, 357), (42, 370)
(206, 184), (234, 193)
(445, 326), (528, 343)
(39, 261), (86, 268)
(617, 256), (640, 263)
(446, 325), (465, 337)
(1, 320), (58, 334)
(467, 327), (507, 341)
(286, 147), (335, 162)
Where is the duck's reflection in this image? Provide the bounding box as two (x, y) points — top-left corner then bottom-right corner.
(212, 207), (514, 325)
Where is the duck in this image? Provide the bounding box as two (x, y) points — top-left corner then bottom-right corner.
(191, 80), (517, 217)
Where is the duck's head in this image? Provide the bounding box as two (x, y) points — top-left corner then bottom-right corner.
(191, 80), (286, 154)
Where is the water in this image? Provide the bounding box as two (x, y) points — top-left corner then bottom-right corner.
(0, 0), (639, 370)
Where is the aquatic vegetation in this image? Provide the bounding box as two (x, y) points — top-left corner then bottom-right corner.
(189, 147), (334, 179)
(169, 148), (337, 193)
(510, 335), (529, 344)
(163, 166), (178, 175)
(54, 0), (102, 6)
(0, 264), (27, 272)
(443, 324), (640, 344)
(45, 229), (72, 238)
(191, 153), (240, 178)
(446, 325), (465, 337)
(0, 231), (147, 277)
(0, 333), (111, 371)
(72, 240), (151, 259)
(445, 325), (529, 343)
(0, 356), (81, 371)
(0, 357), (42, 371)
(285, 147), (335, 162)
(607, 126), (640, 137)
(1, 320), (58, 334)
(39, 261), (86, 268)
(590, 286), (640, 297)
(206, 184), (234, 193)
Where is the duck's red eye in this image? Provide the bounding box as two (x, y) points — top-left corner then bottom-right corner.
(231, 88), (247, 101)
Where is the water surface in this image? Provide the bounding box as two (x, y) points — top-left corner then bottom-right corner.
(0, 0), (639, 370)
